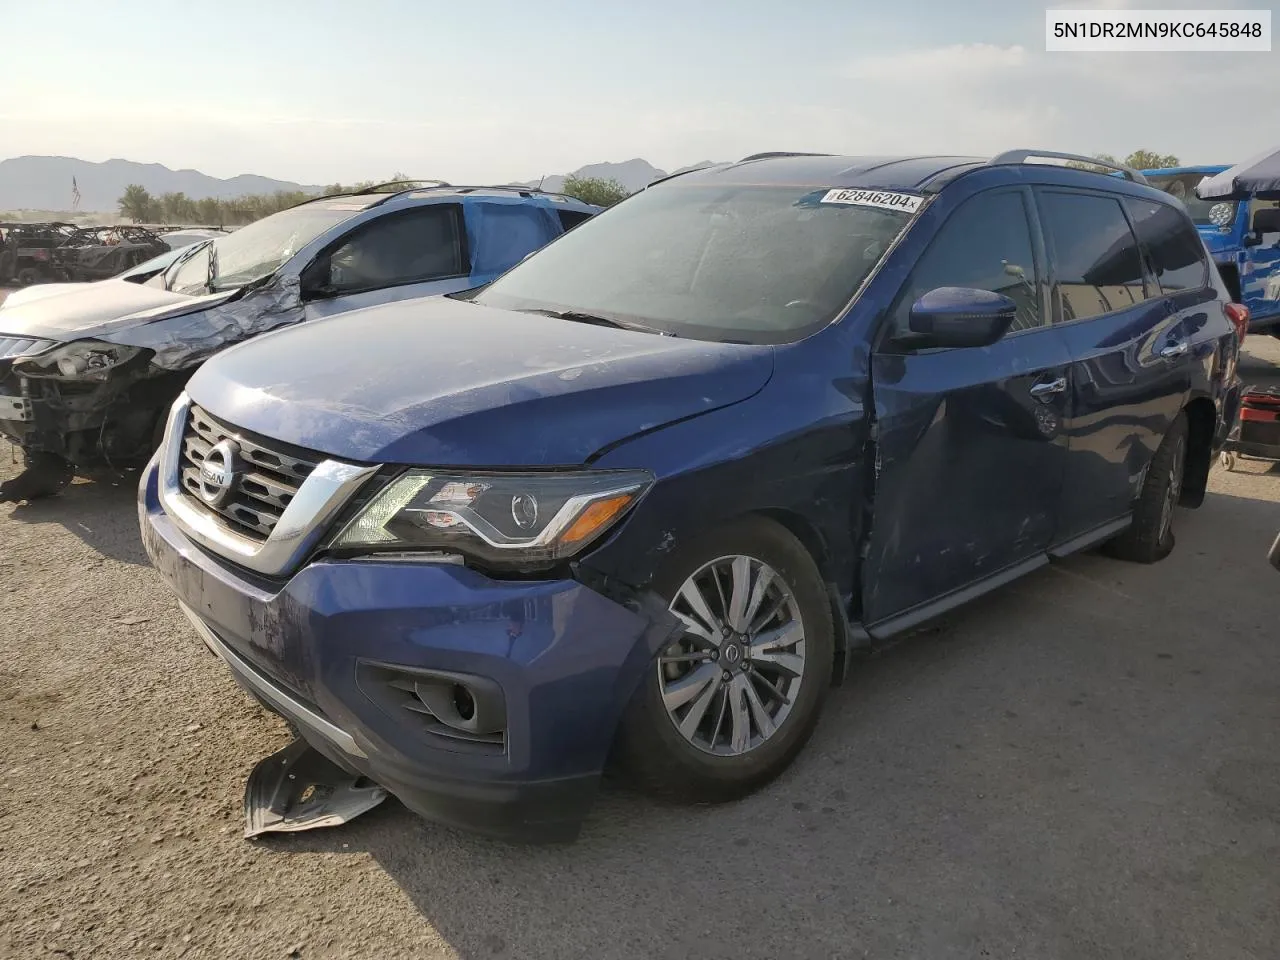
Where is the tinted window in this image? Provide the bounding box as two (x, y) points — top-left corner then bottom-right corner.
(1040, 192), (1148, 321)
(326, 206), (463, 292)
(474, 183), (916, 344)
(557, 209), (593, 231)
(1249, 197), (1280, 240)
(1125, 198), (1208, 293)
(889, 190), (1043, 338)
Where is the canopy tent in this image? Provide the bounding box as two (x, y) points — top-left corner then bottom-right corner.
(1195, 146), (1280, 201)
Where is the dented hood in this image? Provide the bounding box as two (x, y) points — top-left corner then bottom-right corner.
(187, 296), (774, 466)
(0, 277), (234, 342)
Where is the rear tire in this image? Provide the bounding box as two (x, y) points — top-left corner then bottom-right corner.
(1105, 413), (1188, 564)
(615, 516), (834, 804)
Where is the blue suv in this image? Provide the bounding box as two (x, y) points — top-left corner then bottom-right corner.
(0, 183), (598, 502)
(140, 150), (1245, 842)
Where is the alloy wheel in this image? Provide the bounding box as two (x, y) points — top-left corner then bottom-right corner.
(659, 555), (806, 757)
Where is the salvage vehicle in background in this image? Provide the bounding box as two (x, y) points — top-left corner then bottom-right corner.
(51, 225), (171, 282)
(139, 150), (1246, 843)
(1144, 165), (1280, 336)
(0, 183), (599, 502)
(0, 245), (193, 311)
(0, 222), (76, 285)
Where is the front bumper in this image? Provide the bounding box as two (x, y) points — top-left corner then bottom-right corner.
(0, 355), (183, 468)
(139, 459), (679, 842)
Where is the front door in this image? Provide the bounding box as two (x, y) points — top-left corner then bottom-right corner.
(302, 204), (475, 321)
(862, 187), (1072, 627)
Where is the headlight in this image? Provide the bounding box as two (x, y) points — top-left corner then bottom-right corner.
(332, 469), (652, 569)
(13, 340), (148, 381)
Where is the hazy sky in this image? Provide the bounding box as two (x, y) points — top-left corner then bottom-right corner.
(2, 0), (1277, 183)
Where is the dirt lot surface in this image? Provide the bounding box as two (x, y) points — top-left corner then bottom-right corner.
(2, 340), (1279, 960)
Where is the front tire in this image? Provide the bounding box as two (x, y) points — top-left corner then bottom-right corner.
(616, 517), (834, 804)
(1106, 413), (1188, 564)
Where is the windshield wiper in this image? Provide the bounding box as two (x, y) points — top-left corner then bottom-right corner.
(520, 308), (666, 335)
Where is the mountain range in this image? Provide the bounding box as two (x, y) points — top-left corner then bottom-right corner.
(0, 156), (725, 213)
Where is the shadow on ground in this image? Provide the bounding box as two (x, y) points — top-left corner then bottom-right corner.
(5, 472), (149, 566)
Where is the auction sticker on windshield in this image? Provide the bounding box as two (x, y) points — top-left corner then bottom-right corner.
(819, 188), (924, 213)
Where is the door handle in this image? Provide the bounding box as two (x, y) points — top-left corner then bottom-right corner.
(1159, 340), (1189, 359)
(1029, 377), (1067, 401)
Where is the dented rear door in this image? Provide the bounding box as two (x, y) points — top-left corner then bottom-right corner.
(861, 187), (1073, 626)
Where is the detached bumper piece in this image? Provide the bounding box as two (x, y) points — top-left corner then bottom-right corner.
(244, 738), (388, 839)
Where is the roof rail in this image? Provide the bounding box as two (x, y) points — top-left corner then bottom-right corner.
(386, 183), (592, 204)
(287, 182), (595, 212)
(737, 151), (834, 163)
(988, 149), (1149, 184)
(352, 178), (450, 195)
(646, 163), (730, 189)
(287, 179), (450, 209)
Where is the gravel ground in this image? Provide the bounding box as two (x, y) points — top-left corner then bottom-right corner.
(1, 339), (1279, 960)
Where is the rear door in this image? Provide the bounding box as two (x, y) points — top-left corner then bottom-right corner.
(862, 187), (1073, 627)
(303, 204), (474, 319)
(1037, 189), (1191, 544)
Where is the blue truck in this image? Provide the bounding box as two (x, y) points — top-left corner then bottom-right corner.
(1143, 165), (1280, 335)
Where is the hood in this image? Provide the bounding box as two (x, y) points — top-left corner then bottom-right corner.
(187, 297), (775, 466)
(0, 282), (86, 310)
(0, 278), (234, 342)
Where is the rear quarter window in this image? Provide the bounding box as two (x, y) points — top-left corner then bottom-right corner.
(1124, 198), (1208, 293)
(557, 210), (593, 231)
(1038, 191), (1150, 322)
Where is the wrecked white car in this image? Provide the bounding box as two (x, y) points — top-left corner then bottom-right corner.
(0, 184), (599, 501)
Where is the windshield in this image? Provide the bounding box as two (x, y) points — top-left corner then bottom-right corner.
(473, 182), (917, 343)
(152, 205), (357, 295)
(1147, 173), (1238, 228)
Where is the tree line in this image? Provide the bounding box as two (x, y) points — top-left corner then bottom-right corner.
(117, 173), (633, 226)
(1066, 150), (1180, 172)
(114, 151), (1182, 227)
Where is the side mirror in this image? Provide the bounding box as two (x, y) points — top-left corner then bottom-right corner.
(299, 256), (335, 299)
(1251, 207), (1280, 236)
(903, 286), (1017, 349)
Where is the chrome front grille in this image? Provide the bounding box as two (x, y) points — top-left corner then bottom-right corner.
(179, 404), (322, 542)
